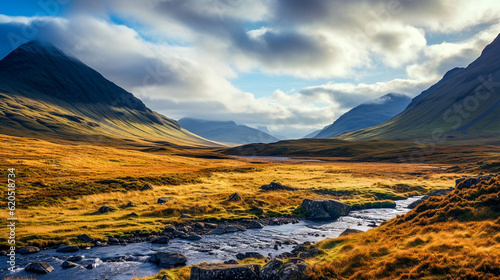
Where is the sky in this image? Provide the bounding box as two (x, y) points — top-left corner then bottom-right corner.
(1, 0), (500, 138)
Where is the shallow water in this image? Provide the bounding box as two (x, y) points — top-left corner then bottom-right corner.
(0, 196), (422, 280)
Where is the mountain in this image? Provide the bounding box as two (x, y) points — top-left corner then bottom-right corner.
(339, 34), (500, 142)
(303, 129), (321, 138)
(257, 126), (287, 140)
(0, 41), (212, 146)
(313, 93), (411, 138)
(178, 118), (280, 144)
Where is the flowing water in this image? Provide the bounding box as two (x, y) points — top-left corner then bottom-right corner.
(0, 196), (422, 280)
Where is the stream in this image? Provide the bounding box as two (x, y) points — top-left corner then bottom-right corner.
(0, 196), (422, 280)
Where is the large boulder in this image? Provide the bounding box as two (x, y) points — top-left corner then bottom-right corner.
(77, 234), (93, 243)
(235, 252), (267, 260)
(20, 245), (40, 255)
(148, 251), (188, 268)
(456, 175), (495, 189)
(301, 199), (351, 220)
(56, 244), (80, 253)
(261, 259), (283, 280)
(25, 262), (54, 274)
(190, 263), (261, 280)
(278, 262), (308, 280)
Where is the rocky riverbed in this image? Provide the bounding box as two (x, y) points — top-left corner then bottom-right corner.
(0, 196), (422, 280)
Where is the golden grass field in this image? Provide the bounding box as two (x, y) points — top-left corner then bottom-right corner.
(0, 133), (468, 249)
(1, 132), (499, 280)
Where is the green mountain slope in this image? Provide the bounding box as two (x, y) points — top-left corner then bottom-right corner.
(339, 34), (500, 142)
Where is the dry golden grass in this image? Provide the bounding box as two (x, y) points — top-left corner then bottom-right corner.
(307, 175), (500, 280)
(0, 133), (474, 248)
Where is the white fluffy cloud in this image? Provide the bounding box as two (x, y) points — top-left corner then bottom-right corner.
(1, 0), (500, 138)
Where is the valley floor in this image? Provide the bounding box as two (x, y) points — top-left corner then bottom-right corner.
(0, 133), (499, 280)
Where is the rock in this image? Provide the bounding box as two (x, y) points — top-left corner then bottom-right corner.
(309, 248), (319, 255)
(164, 226), (176, 232)
(62, 261), (78, 268)
(151, 237), (170, 244)
(228, 192), (242, 202)
(260, 182), (297, 191)
(208, 228), (226, 235)
(224, 260), (239, 264)
(86, 263), (98, 269)
(98, 205), (118, 213)
(301, 199), (351, 220)
(125, 201), (136, 207)
(282, 240), (298, 245)
(25, 262), (54, 274)
(20, 245), (40, 255)
(194, 222), (205, 229)
(368, 221), (377, 227)
(108, 238), (120, 245)
(204, 223), (218, 228)
(149, 251), (188, 268)
(186, 234), (203, 241)
(279, 262), (307, 280)
(244, 220), (264, 229)
(251, 206), (264, 214)
(77, 234), (93, 243)
(172, 230), (188, 238)
(261, 259), (283, 280)
(158, 197), (173, 204)
(141, 183), (154, 191)
(190, 263), (261, 280)
(128, 212), (139, 217)
(236, 252), (267, 260)
(67, 256), (83, 261)
(180, 213), (193, 218)
(273, 241), (282, 250)
(456, 174), (494, 189)
(339, 228), (364, 237)
(56, 244), (80, 253)
(224, 225), (247, 233)
(407, 187), (455, 209)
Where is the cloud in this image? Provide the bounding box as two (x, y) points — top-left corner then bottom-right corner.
(1, 0), (500, 138)
(407, 24), (500, 81)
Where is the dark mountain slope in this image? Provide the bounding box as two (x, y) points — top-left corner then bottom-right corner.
(314, 93), (411, 139)
(0, 41), (213, 146)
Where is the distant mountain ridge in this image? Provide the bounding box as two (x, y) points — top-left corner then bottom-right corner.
(339, 33), (500, 142)
(313, 93), (411, 139)
(178, 118), (280, 144)
(0, 41), (213, 146)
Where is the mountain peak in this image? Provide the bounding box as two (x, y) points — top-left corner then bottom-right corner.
(8, 40), (71, 61)
(480, 33), (500, 57)
(0, 40), (150, 111)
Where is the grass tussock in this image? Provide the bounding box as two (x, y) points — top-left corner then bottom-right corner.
(307, 175), (500, 280)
